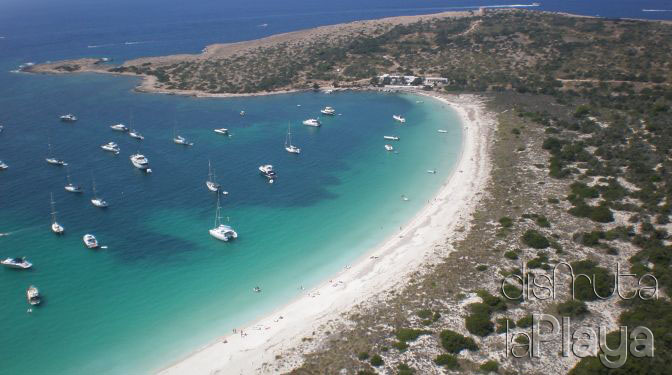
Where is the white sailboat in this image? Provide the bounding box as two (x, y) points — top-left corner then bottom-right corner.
(206, 160), (221, 192)
(64, 166), (83, 193)
(284, 122), (301, 154)
(46, 142), (67, 166)
(209, 195), (237, 241)
(128, 112), (145, 140)
(393, 115), (406, 123)
(50, 193), (65, 234)
(90, 178), (109, 208)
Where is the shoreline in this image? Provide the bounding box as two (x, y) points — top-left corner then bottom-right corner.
(156, 90), (494, 374)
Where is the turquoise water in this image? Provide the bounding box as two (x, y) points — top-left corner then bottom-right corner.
(0, 70), (462, 374)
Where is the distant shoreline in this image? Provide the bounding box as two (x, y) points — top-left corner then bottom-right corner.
(156, 89), (494, 374)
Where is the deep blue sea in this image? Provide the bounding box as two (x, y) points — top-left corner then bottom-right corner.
(0, 1), (667, 374)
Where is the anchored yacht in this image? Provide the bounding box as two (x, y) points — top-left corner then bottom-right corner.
(393, 115), (406, 123)
(385, 144), (394, 151)
(303, 118), (321, 127)
(129, 129), (144, 140)
(90, 179), (108, 208)
(383, 136), (400, 141)
(26, 286), (41, 305)
(60, 114), (77, 122)
(285, 123), (301, 154)
(50, 193), (64, 234)
(101, 142), (120, 154)
(64, 167), (83, 193)
(83, 234), (99, 249)
(209, 195), (237, 241)
(214, 128), (229, 135)
(437, 129), (448, 133)
(259, 164), (277, 181)
(0, 160), (7, 170)
(46, 142), (67, 166)
(320, 106), (336, 115)
(206, 160), (221, 192)
(1, 257), (32, 269)
(130, 153), (149, 170)
(110, 123), (129, 132)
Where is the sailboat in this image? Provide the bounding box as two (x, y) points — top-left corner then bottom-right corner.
(50, 193), (65, 234)
(128, 112), (144, 140)
(64, 166), (83, 193)
(209, 194), (237, 241)
(45, 142), (67, 166)
(284, 122), (301, 154)
(90, 178), (109, 208)
(206, 160), (221, 192)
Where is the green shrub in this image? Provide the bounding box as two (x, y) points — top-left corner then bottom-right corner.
(499, 217), (513, 228)
(395, 328), (430, 342)
(516, 315), (534, 328)
(504, 250), (519, 260)
(434, 354), (459, 369)
(439, 330), (478, 353)
(370, 354), (384, 367)
(480, 360), (499, 373)
(465, 305), (495, 336)
(571, 260), (614, 301)
(477, 264), (488, 271)
(522, 229), (550, 249)
(536, 215), (551, 227)
(495, 318), (515, 333)
(357, 351), (369, 360)
(557, 300), (589, 317)
(397, 363), (414, 375)
(392, 341), (408, 351)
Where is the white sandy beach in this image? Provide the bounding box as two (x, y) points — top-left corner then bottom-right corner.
(157, 92), (494, 375)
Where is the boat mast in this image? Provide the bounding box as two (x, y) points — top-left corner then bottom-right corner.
(66, 166), (72, 185)
(92, 177), (98, 199)
(214, 194), (222, 227)
(208, 160), (213, 182)
(50, 193), (57, 224)
(286, 122), (292, 147)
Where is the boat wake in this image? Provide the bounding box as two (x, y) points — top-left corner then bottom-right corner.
(124, 41), (151, 45)
(642, 9), (672, 12)
(87, 43), (115, 48)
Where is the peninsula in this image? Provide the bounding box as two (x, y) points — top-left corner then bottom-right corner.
(26, 9), (672, 375)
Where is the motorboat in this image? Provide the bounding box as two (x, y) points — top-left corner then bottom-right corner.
(90, 179), (108, 208)
(385, 144), (394, 151)
(130, 153), (149, 170)
(393, 115), (406, 123)
(26, 286), (41, 305)
(206, 160), (221, 192)
(83, 234), (99, 249)
(50, 193), (65, 234)
(110, 123), (129, 132)
(383, 136), (400, 141)
(240, 111), (245, 116)
(259, 164), (277, 181)
(427, 169), (437, 174)
(1, 257), (32, 269)
(320, 106), (336, 115)
(401, 194), (410, 201)
(285, 123), (301, 154)
(173, 135), (193, 146)
(101, 142), (120, 154)
(60, 114), (77, 122)
(214, 128), (229, 135)
(129, 129), (144, 140)
(64, 167), (83, 193)
(253, 286), (262, 293)
(302, 118), (321, 127)
(209, 195), (237, 241)
(437, 129), (448, 133)
(0, 160), (7, 170)
(0, 125), (3, 133)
